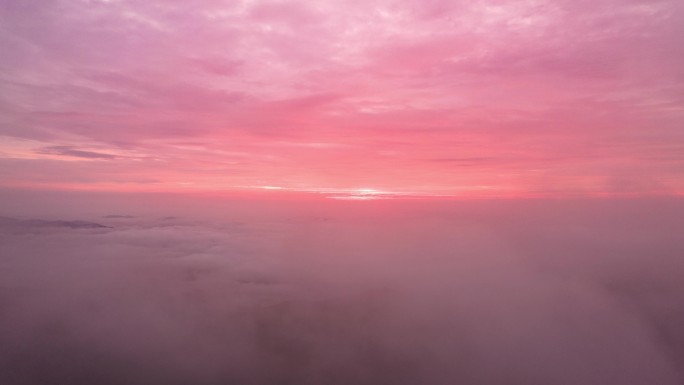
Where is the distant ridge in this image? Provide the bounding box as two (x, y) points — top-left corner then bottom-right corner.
(0, 216), (111, 229)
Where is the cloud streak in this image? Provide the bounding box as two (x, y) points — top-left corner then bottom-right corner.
(36, 146), (120, 160)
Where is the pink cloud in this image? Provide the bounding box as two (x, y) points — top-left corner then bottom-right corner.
(1, 0), (683, 196)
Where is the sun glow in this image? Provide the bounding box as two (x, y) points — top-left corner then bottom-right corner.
(318, 188), (418, 200)
(242, 185), (419, 199)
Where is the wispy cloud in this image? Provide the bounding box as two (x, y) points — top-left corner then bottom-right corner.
(36, 146), (120, 160)
(0, 0), (683, 194)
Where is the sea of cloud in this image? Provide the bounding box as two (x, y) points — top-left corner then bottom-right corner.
(1, 192), (683, 384)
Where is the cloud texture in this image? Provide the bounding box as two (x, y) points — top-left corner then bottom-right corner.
(1, 0), (683, 194)
(1, 194), (684, 384)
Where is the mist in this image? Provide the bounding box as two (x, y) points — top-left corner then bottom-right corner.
(1, 191), (684, 384)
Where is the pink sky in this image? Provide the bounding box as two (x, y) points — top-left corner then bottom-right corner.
(1, 0), (683, 198)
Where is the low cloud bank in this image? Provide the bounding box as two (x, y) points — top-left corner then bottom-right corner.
(1, 196), (683, 384)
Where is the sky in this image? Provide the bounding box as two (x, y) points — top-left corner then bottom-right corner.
(1, 0), (684, 197)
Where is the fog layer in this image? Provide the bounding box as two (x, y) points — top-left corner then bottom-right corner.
(1, 192), (684, 384)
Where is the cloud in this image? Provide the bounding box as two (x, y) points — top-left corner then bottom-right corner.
(1, 195), (684, 384)
(36, 146), (120, 160)
(1, 0), (683, 193)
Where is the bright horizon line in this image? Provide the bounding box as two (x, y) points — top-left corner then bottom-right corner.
(2, 183), (683, 202)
